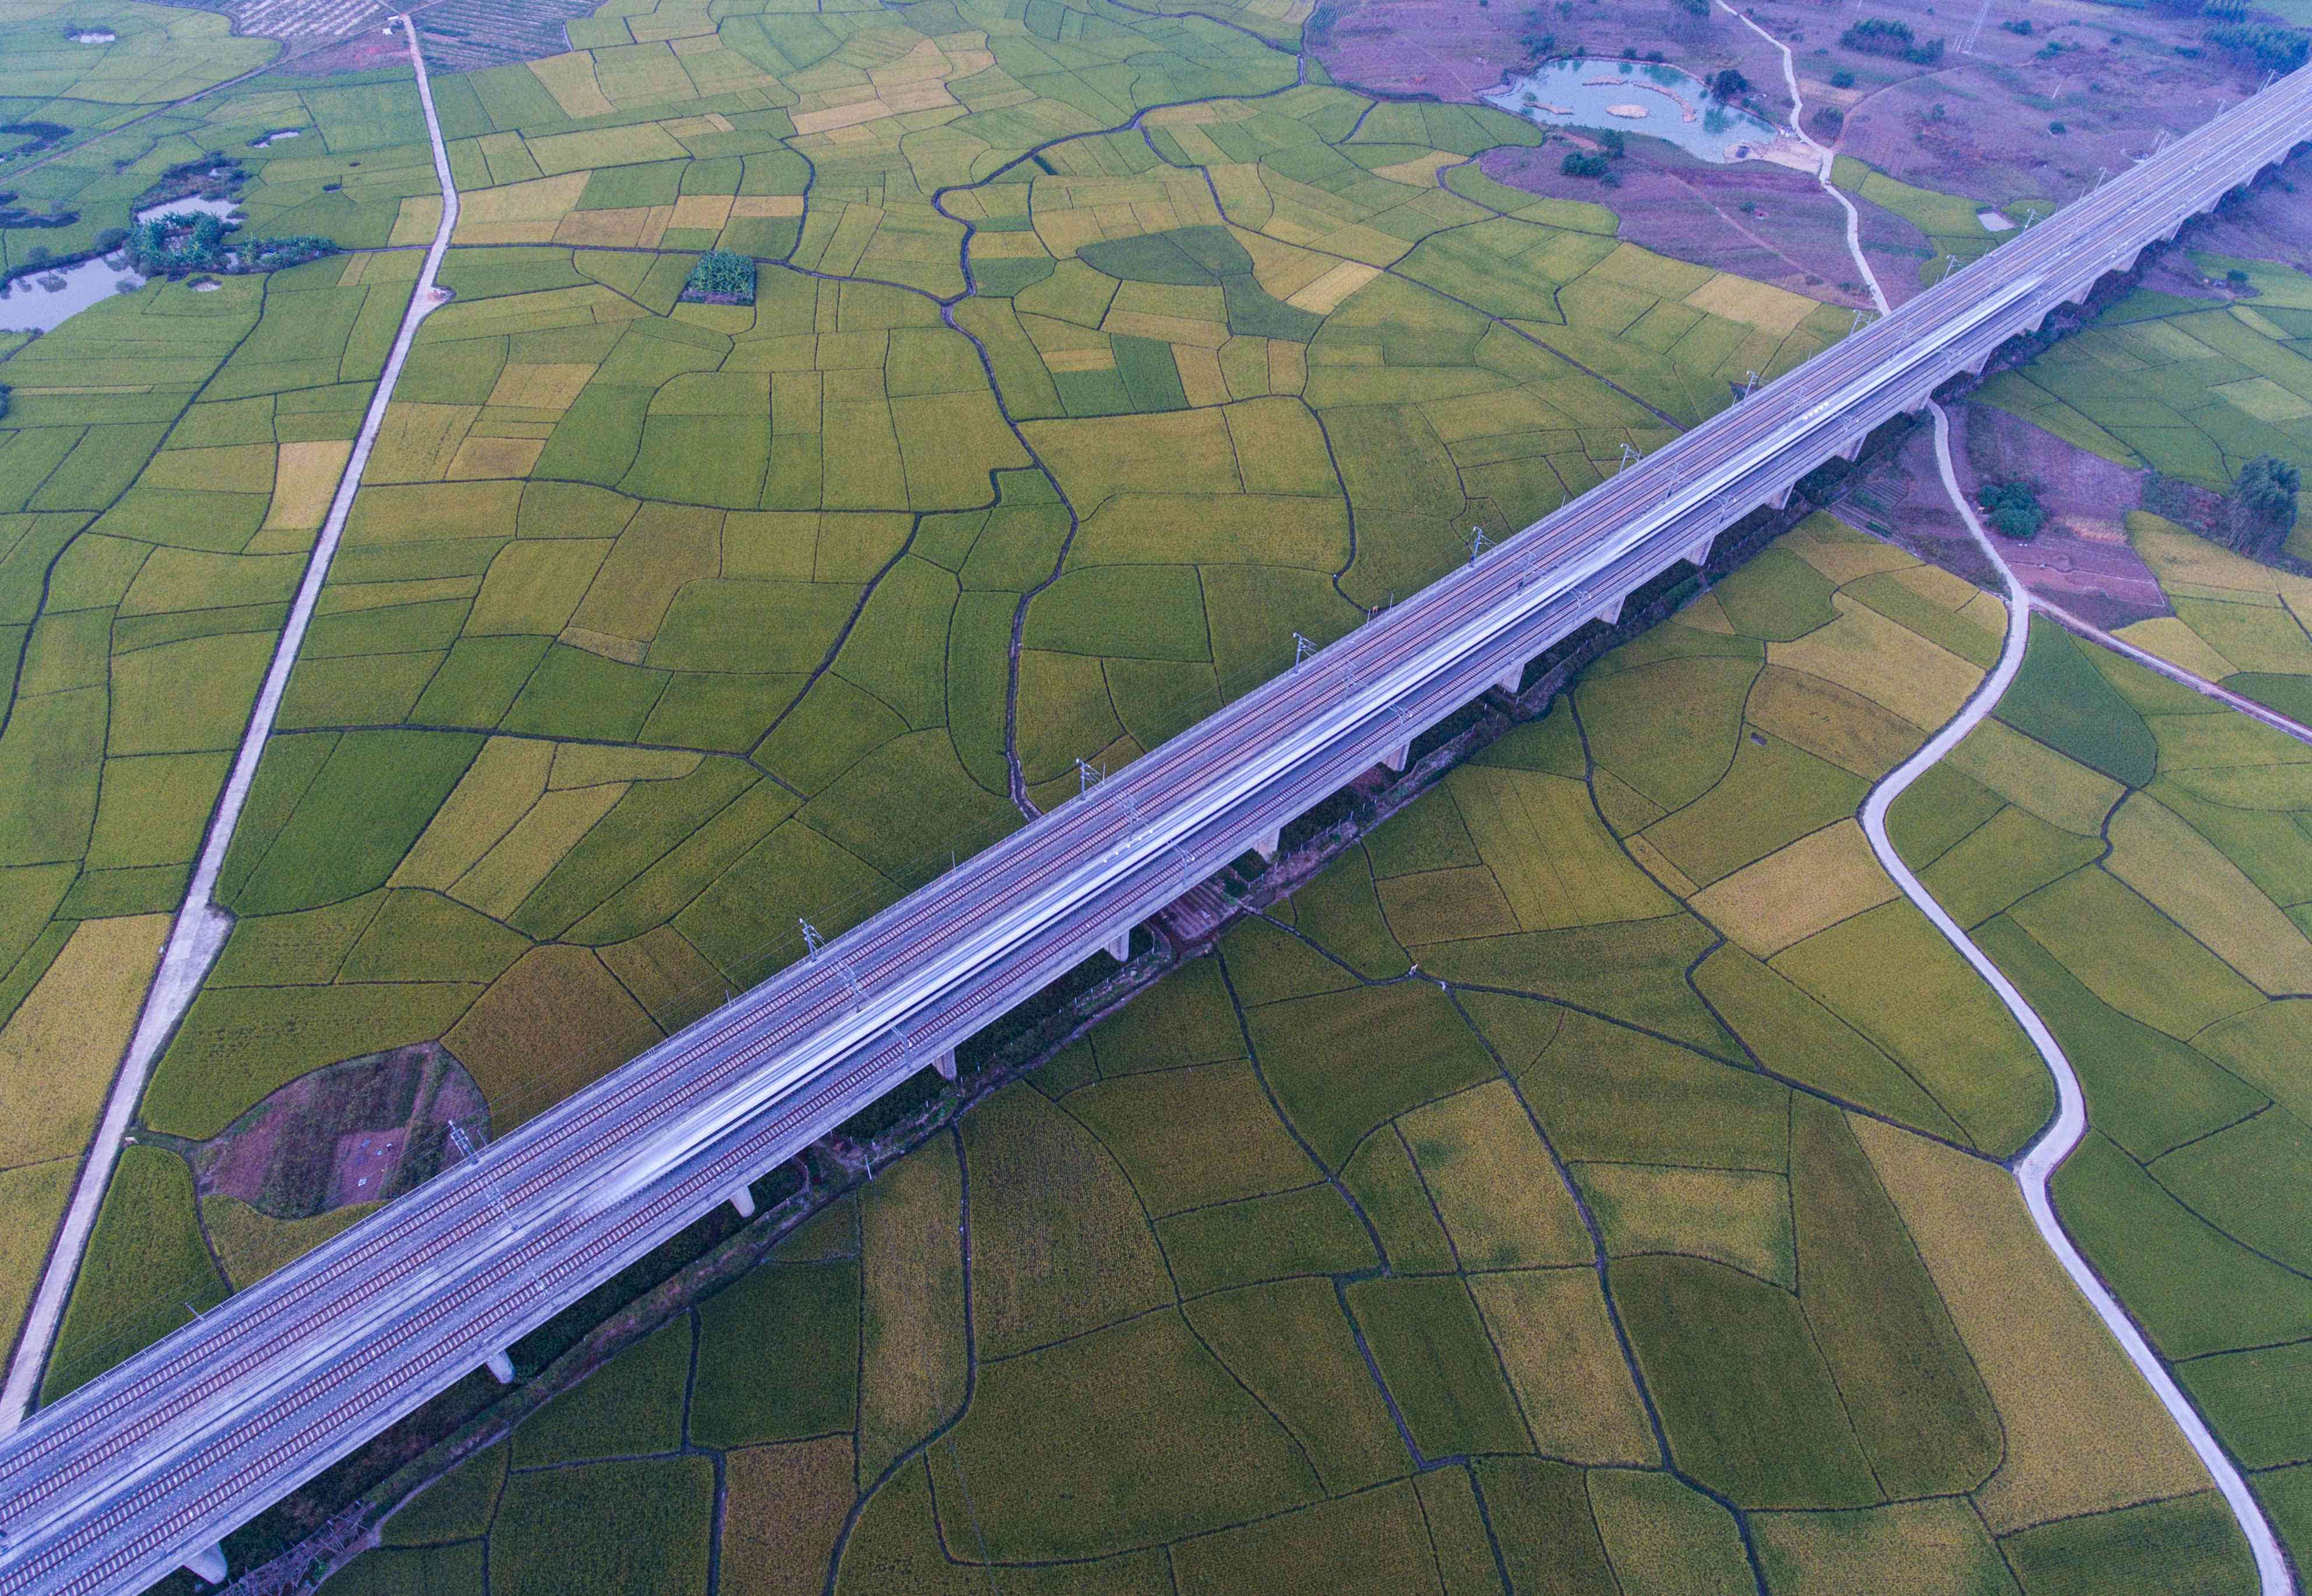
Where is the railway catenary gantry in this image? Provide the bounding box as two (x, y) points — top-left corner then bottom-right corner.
(2, 66), (2307, 1596)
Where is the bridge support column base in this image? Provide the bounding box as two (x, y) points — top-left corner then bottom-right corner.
(1592, 594), (1626, 627)
(1495, 664), (1524, 696)
(485, 1348), (515, 1385)
(932, 1048), (957, 1082)
(728, 1185), (756, 1220)
(1106, 928), (1132, 963)
(1252, 827), (1281, 860)
(183, 1544), (227, 1585)
(1683, 538), (1712, 570)
(1380, 740), (1411, 773)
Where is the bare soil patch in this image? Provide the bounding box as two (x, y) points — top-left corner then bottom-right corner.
(1859, 407), (2170, 630)
(1956, 404), (2169, 627)
(192, 1041), (485, 1220)
(1479, 142), (1873, 303)
(1313, 0), (1788, 118)
(1749, 0), (2261, 210)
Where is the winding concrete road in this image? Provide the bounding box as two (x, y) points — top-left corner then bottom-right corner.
(0, 12), (464, 1433)
(1742, 33), (2297, 1587)
(1859, 407), (2293, 1594)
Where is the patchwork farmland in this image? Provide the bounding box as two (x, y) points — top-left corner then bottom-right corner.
(0, 0), (2303, 1589)
(324, 534), (2267, 1596)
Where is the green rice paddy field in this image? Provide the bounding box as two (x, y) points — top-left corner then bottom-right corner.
(0, 235), (429, 1373)
(1969, 249), (2312, 725)
(318, 527), (2261, 1596)
(1891, 613), (2312, 1570)
(3, 0), (2306, 1586)
(1975, 256), (2312, 546)
(21, 0), (1863, 1396)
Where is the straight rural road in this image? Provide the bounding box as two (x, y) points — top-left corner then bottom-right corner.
(0, 13), (466, 1432)
(0, 59), (2305, 1596)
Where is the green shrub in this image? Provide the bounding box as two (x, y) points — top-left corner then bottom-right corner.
(2222, 454), (2300, 559)
(1842, 16), (1945, 62)
(681, 249), (755, 303)
(1977, 479), (2046, 540)
(1830, 68), (1855, 86)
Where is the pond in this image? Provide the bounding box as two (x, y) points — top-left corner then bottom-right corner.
(1481, 59), (1782, 164)
(0, 255), (144, 333)
(134, 193), (241, 227)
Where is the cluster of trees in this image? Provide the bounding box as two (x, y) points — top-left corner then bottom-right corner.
(126, 213), (334, 277)
(1710, 66), (1748, 99)
(682, 249), (757, 303)
(1841, 16), (1947, 64)
(1561, 125), (1627, 185)
(2204, 22), (2310, 71)
(2223, 454), (2301, 559)
(1977, 480), (2047, 540)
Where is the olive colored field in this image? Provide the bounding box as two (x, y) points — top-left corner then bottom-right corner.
(61, 0), (1877, 1399)
(1892, 627), (2312, 1553)
(320, 529), (2247, 1595)
(1974, 257), (2312, 539)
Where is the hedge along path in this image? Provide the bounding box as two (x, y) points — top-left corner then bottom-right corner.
(0, 13), (464, 1432)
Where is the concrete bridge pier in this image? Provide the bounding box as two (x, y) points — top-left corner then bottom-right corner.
(1252, 826), (1281, 859)
(1379, 739), (1412, 773)
(182, 1544), (227, 1585)
(930, 1048), (956, 1081)
(727, 1185), (756, 1220)
(1495, 662), (1525, 695)
(484, 1349), (514, 1385)
(1591, 591), (1627, 627)
(1105, 927), (1132, 962)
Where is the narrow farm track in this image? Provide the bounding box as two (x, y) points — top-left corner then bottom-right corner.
(1732, 19), (2297, 1583)
(2034, 597), (2312, 750)
(0, 14), (465, 1433)
(1718, 0), (1889, 319)
(1860, 408), (2295, 1595)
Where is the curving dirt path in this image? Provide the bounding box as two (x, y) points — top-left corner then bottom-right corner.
(1719, 0), (1890, 320)
(0, 14), (465, 1432)
(1726, 9), (2293, 1582)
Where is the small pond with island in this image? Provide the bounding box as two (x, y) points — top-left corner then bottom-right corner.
(1482, 59), (1782, 163)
